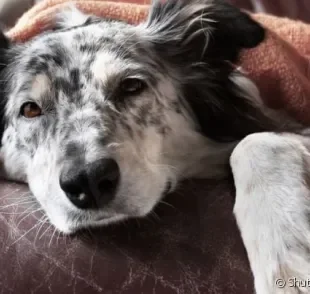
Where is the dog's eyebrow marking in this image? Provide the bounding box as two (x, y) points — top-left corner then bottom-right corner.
(31, 74), (50, 100)
(91, 51), (126, 83)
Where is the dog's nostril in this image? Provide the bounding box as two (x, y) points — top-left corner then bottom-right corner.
(66, 192), (91, 209)
(59, 180), (83, 196)
(59, 175), (93, 209)
(98, 179), (118, 195)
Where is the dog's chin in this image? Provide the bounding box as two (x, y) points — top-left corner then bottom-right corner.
(49, 197), (165, 234)
(78, 214), (130, 232)
(54, 213), (129, 235)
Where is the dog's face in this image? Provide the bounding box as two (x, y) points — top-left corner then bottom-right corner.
(0, 0), (269, 233)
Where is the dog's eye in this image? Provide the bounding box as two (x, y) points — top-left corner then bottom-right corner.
(20, 102), (42, 118)
(120, 78), (146, 94)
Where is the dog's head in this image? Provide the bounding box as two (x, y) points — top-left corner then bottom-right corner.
(0, 0), (269, 233)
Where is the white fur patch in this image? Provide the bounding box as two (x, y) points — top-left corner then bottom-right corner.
(31, 74), (50, 100)
(231, 132), (310, 294)
(91, 51), (124, 83)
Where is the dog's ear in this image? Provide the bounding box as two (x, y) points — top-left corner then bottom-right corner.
(144, 0), (273, 141)
(144, 0), (264, 64)
(143, 0), (272, 142)
(0, 31), (10, 144)
(0, 31), (10, 69)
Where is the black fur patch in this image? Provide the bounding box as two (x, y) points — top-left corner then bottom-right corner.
(146, 0), (270, 142)
(55, 77), (78, 97)
(65, 141), (83, 157)
(183, 77), (274, 142)
(0, 32), (11, 145)
(70, 68), (81, 87)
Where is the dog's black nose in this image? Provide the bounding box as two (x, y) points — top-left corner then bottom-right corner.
(59, 158), (120, 209)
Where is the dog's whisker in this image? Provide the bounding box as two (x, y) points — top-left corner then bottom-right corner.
(2, 190), (33, 199)
(56, 230), (62, 245)
(0, 206), (42, 215)
(159, 200), (176, 210)
(86, 228), (95, 240)
(0, 197), (33, 204)
(0, 196), (33, 204)
(16, 206), (42, 227)
(33, 215), (49, 246)
(32, 212), (47, 222)
(7, 203), (37, 217)
(0, 200), (37, 210)
(36, 215), (49, 224)
(10, 221), (42, 246)
(0, 188), (23, 200)
(48, 227), (57, 248)
(150, 211), (161, 222)
(39, 223), (53, 241)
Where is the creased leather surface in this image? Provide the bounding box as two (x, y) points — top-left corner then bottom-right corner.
(0, 179), (253, 294)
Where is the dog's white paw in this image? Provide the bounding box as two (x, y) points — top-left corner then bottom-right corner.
(231, 132), (310, 294)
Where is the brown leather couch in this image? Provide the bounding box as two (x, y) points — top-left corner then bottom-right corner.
(0, 1), (309, 293)
(0, 178), (254, 294)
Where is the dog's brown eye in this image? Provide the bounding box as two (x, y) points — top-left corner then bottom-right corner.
(20, 102), (42, 118)
(120, 78), (146, 94)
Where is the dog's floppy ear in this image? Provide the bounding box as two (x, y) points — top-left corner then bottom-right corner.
(144, 0), (264, 64)
(0, 31), (10, 144)
(143, 0), (272, 142)
(205, 0), (265, 63)
(0, 31), (10, 69)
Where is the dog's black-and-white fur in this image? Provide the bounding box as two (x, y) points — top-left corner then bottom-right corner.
(0, 0), (310, 293)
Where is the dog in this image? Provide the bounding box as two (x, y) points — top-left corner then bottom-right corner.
(0, 0), (309, 293)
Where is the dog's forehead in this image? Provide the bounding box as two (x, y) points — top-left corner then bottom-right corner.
(20, 21), (134, 74)
(7, 21), (144, 107)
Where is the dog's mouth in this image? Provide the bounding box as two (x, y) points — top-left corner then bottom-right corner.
(84, 213), (129, 229)
(58, 213), (128, 234)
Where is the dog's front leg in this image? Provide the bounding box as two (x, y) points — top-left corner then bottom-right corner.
(230, 132), (310, 294)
